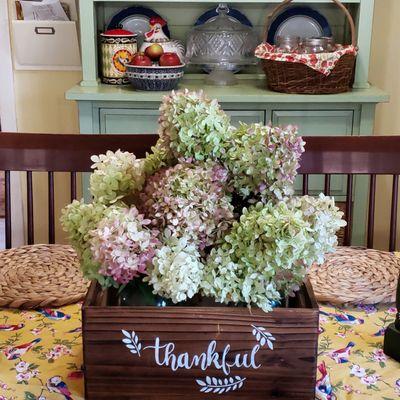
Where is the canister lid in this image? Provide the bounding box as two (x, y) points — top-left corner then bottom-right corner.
(101, 29), (136, 37)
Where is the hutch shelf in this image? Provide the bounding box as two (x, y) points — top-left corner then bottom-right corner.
(66, 0), (388, 246)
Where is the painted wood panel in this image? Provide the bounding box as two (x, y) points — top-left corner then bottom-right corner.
(100, 108), (159, 134)
(226, 110), (265, 125)
(272, 109), (354, 197)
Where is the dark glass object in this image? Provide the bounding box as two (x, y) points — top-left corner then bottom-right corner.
(383, 273), (400, 362)
(118, 277), (171, 307)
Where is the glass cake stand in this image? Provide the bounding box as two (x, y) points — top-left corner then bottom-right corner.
(185, 3), (258, 86)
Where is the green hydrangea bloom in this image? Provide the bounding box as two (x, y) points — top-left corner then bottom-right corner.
(157, 89), (234, 161)
(90, 150), (146, 205)
(224, 123), (305, 201)
(60, 199), (123, 286)
(202, 196), (346, 312)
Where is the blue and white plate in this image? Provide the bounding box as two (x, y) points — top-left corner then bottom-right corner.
(195, 7), (253, 27)
(267, 6), (332, 44)
(107, 6), (171, 44)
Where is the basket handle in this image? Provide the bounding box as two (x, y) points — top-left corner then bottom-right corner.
(264, 0), (356, 46)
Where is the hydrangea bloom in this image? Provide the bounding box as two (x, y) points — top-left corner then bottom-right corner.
(287, 194), (347, 264)
(143, 135), (176, 177)
(90, 206), (160, 284)
(60, 199), (116, 285)
(145, 231), (204, 303)
(157, 89), (233, 161)
(90, 150), (146, 204)
(202, 197), (345, 312)
(140, 161), (234, 249)
(224, 123), (305, 201)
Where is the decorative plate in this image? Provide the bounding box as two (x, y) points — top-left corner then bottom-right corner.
(195, 7), (253, 27)
(107, 6), (171, 41)
(267, 6), (332, 44)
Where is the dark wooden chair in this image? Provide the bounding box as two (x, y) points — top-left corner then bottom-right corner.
(0, 133), (399, 251)
(0, 132), (399, 359)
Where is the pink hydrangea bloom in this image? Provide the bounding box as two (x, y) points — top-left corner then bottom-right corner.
(90, 207), (160, 284)
(140, 161), (234, 249)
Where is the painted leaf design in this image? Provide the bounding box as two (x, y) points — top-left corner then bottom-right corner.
(251, 325), (276, 349)
(196, 376), (246, 394)
(121, 330), (141, 356)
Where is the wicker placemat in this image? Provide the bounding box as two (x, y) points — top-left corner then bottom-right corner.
(308, 247), (400, 305)
(0, 244), (89, 309)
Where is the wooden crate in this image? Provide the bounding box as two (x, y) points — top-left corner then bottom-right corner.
(82, 280), (319, 400)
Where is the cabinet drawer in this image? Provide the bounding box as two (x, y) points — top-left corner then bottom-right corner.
(226, 110), (265, 126)
(272, 110), (354, 197)
(100, 109), (159, 134)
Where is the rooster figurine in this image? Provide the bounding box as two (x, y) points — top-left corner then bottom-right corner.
(140, 17), (184, 61)
(3, 338), (42, 360)
(315, 362), (335, 400)
(145, 17), (169, 43)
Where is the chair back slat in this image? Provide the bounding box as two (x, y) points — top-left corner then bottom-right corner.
(302, 174), (309, 195)
(26, 171), (34, 245)
(5, 170), (12, 249)
(367, 174), (377, 249)
(389, 175), (399, 252)
(324, 174), (331, 196)
(70, 172), (77, 202)
(344, 174), (354, 246)
(1, 133), (400, 251)
(48, 171), (55, 244)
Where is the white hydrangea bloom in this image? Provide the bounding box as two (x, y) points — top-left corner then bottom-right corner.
(145, 231), (204, 303)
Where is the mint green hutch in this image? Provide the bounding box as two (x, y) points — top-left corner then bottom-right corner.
(66, 0), (388, 245)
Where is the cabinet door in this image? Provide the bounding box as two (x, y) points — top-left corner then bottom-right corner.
(100, 108), (159, 134)
(226, 110), (265, 126)
(272, 110), (354, 198)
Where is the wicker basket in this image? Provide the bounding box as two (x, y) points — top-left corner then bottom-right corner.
(261, 0), (357, 94)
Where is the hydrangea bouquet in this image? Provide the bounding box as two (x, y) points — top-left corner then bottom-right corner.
(61, 89), (346, 312)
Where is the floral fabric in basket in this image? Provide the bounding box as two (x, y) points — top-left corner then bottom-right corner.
(255, 43), (358, 76)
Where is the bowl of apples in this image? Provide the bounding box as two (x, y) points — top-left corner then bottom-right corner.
(126, 44), (185, 91)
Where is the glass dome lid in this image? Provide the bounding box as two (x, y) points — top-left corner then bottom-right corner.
(185, 3), (258, 66)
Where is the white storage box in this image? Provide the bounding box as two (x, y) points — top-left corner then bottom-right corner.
(11, 19), (81, 70)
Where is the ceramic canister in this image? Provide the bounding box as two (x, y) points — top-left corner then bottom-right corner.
(100, 29), (137, 85)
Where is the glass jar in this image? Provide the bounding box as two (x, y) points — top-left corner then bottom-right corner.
(275, 36), (300, 53)
(118, 277), (171, 307)
(301, 37), (328, 54)
(322, 36), (336, 52)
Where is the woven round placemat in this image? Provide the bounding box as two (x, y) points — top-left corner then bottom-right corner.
(308, 247), (400, 305)
(0, 244), (89, 309)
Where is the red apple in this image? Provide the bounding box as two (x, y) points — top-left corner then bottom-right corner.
(159, 52), (181, 67)
(145, 43), (164, 61)
(129, 53), (152, 66)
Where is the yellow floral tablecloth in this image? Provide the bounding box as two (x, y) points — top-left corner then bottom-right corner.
(0, 303), (398, 400)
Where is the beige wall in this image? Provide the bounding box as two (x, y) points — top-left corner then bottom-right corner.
(369, 0), (400, 249)
(13, 71), (82, 244)
(6, 0), (82, 244)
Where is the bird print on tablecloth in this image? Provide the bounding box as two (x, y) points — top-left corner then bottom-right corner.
(328, 342), (355, 364)
(320, 310), (364, 325)
(373, 327), (386, 336)
(47, 376), (73, 400)
(315, 361), (335, 400)
(39, 309), (71, 321)
(0, 323), (24, 331)
(66, 327), (82, 334)
(3, 338), (42, 360)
